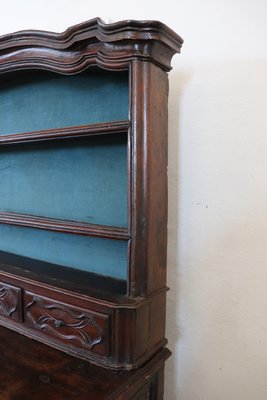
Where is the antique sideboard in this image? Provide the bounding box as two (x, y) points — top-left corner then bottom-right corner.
(0, 18), (183, 399)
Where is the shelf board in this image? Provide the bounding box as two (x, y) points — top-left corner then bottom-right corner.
(0, 250), (128, 298)
(0, 120), (129, 145)
(0, 212), (129, 240)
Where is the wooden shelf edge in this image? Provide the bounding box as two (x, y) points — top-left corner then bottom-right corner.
(0, 212), (129, 240)
(0, 120), (129, 146)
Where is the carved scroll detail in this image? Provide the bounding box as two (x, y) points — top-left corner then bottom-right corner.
(26, 296), (104, 350)
(0, 284), (19, 319)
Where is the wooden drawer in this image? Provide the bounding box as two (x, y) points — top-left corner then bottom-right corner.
(0, 281), (22, 322)
(24, 291), (110, 357)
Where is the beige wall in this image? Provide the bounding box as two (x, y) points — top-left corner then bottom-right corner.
(1, 1), (267, 399)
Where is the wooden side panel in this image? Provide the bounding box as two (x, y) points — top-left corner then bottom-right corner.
(134, 302), (150, 360)
(149, 291), (167, 351)
(130, 60), (169, 296)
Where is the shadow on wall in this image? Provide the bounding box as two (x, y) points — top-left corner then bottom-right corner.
(164, 59), (267, 399)
(164, 69), (192, 400)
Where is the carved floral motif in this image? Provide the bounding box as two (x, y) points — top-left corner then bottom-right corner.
(26, 296), (104, 350)
(0, 284), (19, 319)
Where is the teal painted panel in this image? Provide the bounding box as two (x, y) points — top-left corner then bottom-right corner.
(0, 70), (129, 135)
(0, 135), (128, 227)
(0, 224), (128, 280)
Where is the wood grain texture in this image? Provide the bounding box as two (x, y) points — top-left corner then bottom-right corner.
(0, 18), (183, 51)
(0, 326), (170, 399)
(0, 18), (183, 388)
(0, 120), (129, 146)
(0, 281), (22, 322)
(0, 18), (183, 74)
(0, 212), (129, 240)
(24, 292), (110, 357)
(0, 255), (167, 370)
(129, 61), (169, 296)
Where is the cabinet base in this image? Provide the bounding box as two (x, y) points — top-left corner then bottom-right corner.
(0, 326), (171, 399)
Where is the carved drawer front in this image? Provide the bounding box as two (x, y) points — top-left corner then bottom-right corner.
(24, 292), (110, 357)
(0, 282), (22, 322)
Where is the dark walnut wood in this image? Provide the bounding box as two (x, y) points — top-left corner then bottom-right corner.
(0, 212), (130, 240)
(0, 253), (167, 370)
(0, 17), (183, 397)
(0, 120), (129, 146)
(0, 18), (183, 73)
(0, 281), (22, 322)
(24, 292), (110, 357)
(0, 251), (128, 298)
(0, 326), (170, 399)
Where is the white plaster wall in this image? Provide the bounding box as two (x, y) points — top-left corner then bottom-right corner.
(1, 1), (267, 399)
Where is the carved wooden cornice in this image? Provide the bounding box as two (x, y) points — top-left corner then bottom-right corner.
(0, 18), (183, 73)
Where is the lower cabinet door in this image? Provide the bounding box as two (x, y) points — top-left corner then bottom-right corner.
(23, 291), (110, 357)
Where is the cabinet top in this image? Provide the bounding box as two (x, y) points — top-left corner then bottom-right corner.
(0, 18), (183, 73)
